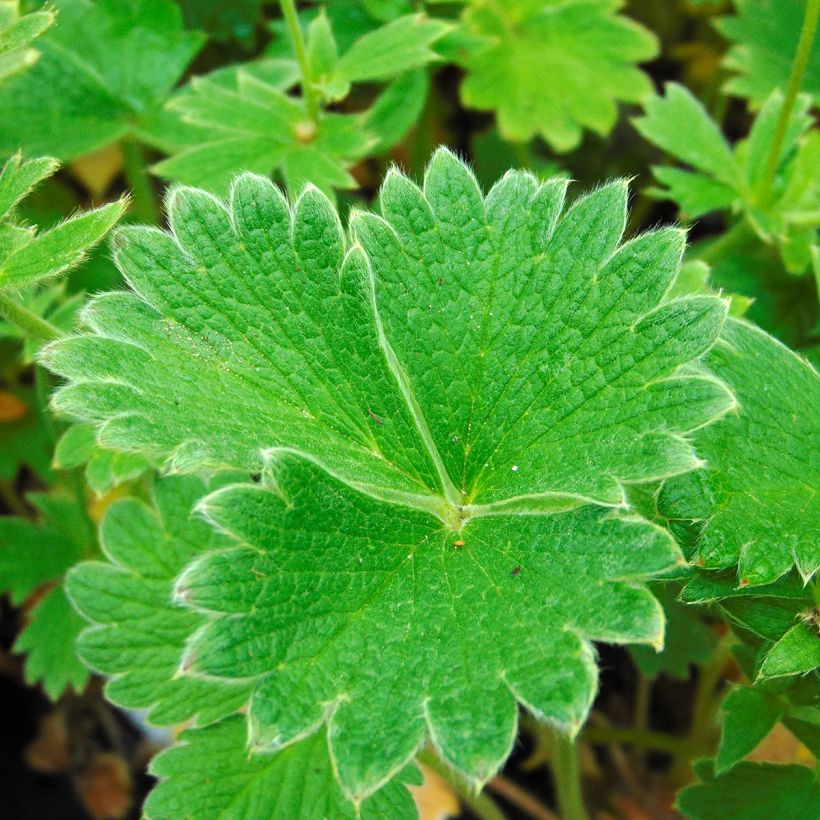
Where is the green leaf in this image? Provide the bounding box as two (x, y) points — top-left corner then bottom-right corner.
(146, 716), (421, 820)
(458, 0), (657, 150)
(361, 70), (429, 154)
(42, 150), (736, 796)
(0, 494), (93, 697)
(152, 70), (374, 196)
(716, 685), (783, 773)
(178, 456), (681, 798)
(717, 0), (820, 107)
(677, 760), (820, 820)
(0, 152), (58, 222)
(44, 150), (731, 509)
(334, 13), (450, 83)
(0, 0), (204, 160)
(633, 83), (741, 188)
(660, 319), (820, 586)
(15, 583), (90, 699)
(66, 475), (251, 726)
(637, 84), (820, 276)
(0, 196), (128, 289)
(759, 623), (820, 678)
(0, 1), (54, 83)
(629, 583), (716, 679)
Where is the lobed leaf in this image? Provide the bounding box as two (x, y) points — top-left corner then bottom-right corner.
(458, 0), (657, 150)
(660, 319), (820, 586)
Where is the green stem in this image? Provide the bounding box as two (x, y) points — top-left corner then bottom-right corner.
(755, 0), (820, 205)
(121, 140), (159, 225)
(417, 749), (505, 820)
(582, 725), (691, 757)
(279, 0), (319, 122)
(551, 731), (589, 820)
(0, 291), (64, 343)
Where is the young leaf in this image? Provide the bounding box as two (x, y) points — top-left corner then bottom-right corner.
(0, 494), (93, 698)
(146, 717), (421, 820)
(42, 150), (736, 797)
(636, 84), (819, 274)
(759, 623), (820, 678)
(659, 319), (819, 586)
(717, 0), (820, 107)
(333, 13), (450, 83)
(0, 197), (128, 289)
(716, 685), (783, 773)
(457, 0), (657, 150)
(678, 759), (820, 820)
(0, 0), (54, 83)
(0, 152), (58, 221)
(152, 70), (374, 196)
(0, 0), (204, 160)
(65, 475), (251, 727)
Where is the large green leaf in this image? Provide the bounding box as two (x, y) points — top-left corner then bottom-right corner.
(0, 0), (204, 160)
(43, 149), (733, 797)
(457, 0), (657, 150)
(660, 319), (819, 586)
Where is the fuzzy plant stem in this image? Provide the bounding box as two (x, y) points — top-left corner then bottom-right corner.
(279, 0), (320, 122)
(755, 0), (820, 205)
(0, 291), (63, 343)
(121, 139), (159, 225)
(551, 731), (589, 820)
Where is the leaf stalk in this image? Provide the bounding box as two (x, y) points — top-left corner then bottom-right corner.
(551, 731), (589, 820)
(754, 0), (820, 206)
(0, 291), (64, 343)
(279, 0), (320, 122)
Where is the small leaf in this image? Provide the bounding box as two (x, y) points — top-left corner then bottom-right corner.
(759, 624), (820, 679)
(362, 69), (429, 154)
(716, 685), (783, 773)
(334, 13), (450, 83)
(0, 152), (58, 222)
(0, 197), (128, 289)
(677, 759), (820, 820)
(145, 716), (421, 820)
(458, 0), (657, 150)
(0, 1), (53, 83)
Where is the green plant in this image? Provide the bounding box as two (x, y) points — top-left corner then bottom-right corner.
(0, 1), (817, 818)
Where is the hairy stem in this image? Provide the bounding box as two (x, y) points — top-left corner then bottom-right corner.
(121, 140), (159, 225)
(416, 750), (506, 820)
(551, 731), (589, 820)
(755, 0), (820, 205)
(279, 0), (320, 122)
(0, 291), (64, 343)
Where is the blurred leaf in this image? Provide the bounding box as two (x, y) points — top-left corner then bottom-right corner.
(0, 0), (204, 160)
(457, 0), (657, 150)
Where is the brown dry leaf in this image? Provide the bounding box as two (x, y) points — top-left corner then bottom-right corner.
(409, 763), (460, 820)
(25, 710), (70, 773)
(747, 722), (815, 766)
(75, 751), (133, 820)
(70, 144), (124, 198)
(0, 391), (29, 423)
